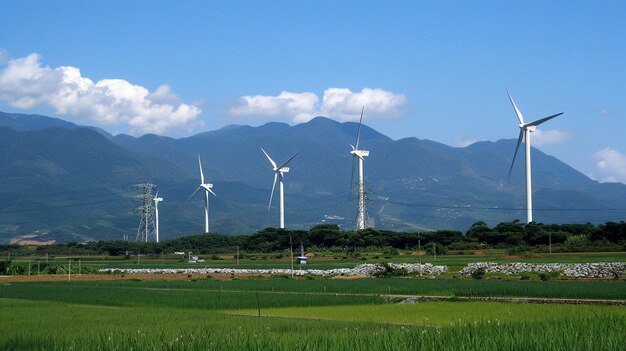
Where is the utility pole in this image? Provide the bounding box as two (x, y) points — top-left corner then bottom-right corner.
(418, 233), (422, 277)
(289, 234), (294, 276)
(549, 233), (552, 254)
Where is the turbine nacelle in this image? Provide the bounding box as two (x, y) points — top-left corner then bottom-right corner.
(350, 149), (369, 159)
(200, 183), (217, 196)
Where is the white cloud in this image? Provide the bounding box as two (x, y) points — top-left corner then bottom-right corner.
(227, 87), (406, 123)
(0, 53), (201, 135)
(593, 147), (626, 183)
(319, 88), (406, 122)
(531, 129), (571, 147)
(453, 137), (477, 148)
(228, 91), (319, 123)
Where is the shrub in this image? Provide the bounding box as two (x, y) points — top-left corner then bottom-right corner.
(373, 263), (408, 278)
(507, 245), (531, 256)
(471, 268), (486, 280)
(426, 243), (448, 256)
(0, 260), (11, 274)
(565, 234), (590, 250)
(7, 263), (27, 275)
(538, 271), (561, 281)
(382, 247), (398, 258)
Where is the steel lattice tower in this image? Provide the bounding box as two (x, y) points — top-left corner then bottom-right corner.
(133, 183), (157, 242)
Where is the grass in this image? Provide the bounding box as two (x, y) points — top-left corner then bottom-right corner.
(1, 297), (624, 350)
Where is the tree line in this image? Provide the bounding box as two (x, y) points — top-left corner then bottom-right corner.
(1, 221), (625, 256)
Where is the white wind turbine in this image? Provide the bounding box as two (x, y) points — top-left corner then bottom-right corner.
(350, 107), (369, 230)
(507, 91), (563, 224)
(153, 192), (163, 242)
(261, 148), (298, 229)
(188, 154), (216, 233)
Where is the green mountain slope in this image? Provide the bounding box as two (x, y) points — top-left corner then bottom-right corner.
(1, 112), (625, 243)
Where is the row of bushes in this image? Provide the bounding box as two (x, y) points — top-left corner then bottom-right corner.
(1, 221), (625, 257)
(0, 260), (98, 275)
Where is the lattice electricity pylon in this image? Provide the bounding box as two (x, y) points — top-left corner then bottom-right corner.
(132, 182), (157, 242)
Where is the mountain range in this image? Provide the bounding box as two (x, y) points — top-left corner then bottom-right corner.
(1, 111), (625, 244)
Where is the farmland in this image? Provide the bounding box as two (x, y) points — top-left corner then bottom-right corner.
(1, 275), (625, 350)
(1, 250), (625, 350)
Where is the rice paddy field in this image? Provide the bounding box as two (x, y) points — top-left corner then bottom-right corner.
(1, 277), (625, 350)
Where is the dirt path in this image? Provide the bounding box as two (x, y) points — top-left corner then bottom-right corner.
(385, 294), (626, 306)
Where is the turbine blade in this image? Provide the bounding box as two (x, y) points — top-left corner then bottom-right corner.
(526, 112), (564, 127)
(349, 156), (357, 198)
(261, 148), (277, 169)
(268, 172), (278, 210)
(507, 91), (525, 125)
(208, 188), (217, 197)
(355, 106), (364, 149)
(198, 154), (205, 184)
(508, 129), (524, 178)
(187, 186), (202, 202)
(277, 152), (299, 170)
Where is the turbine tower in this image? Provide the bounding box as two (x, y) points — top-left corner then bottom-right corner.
(507, 91), (563, 224)
(261, 148), (298, 229)
(350, 107), (369, 230)
(153, 192), (163, 243)
(189, 154), (216, 233)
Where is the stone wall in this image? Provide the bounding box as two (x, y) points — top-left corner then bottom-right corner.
(99, 263), (448, 277)
(460, 262), (625, 278)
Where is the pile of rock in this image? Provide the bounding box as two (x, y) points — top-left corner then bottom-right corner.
(460, 262), (625, 278)
(99, 263), (448, 277)
(350, 263), (448, 276)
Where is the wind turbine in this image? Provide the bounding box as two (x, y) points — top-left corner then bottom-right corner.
(153, 192), (163, 242)
(261, 148), (298, 229)
(188, 154), (216, 233)
(350, 106), (369, 230)
(507, 91), (563, 224)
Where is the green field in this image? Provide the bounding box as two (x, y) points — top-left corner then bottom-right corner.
(8, 250), (626, 273)
(1, 279), (624, 350)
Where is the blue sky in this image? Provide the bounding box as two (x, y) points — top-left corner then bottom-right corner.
(1, 1), (625, 183)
